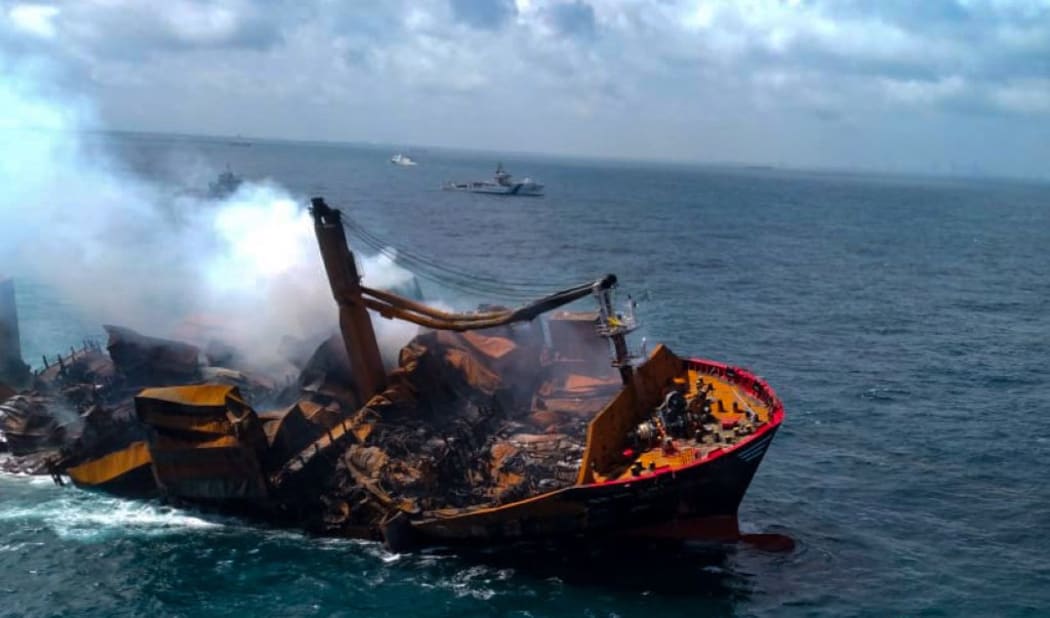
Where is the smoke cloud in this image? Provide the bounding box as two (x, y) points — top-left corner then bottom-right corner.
(0, 57), (418, 377)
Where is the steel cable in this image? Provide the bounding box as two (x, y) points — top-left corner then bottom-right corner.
(339, 218), (575, 300)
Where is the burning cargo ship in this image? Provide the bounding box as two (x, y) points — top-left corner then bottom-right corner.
(0, 198), (783, 549)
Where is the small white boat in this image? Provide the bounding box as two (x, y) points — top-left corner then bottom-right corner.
(390, 154), (418, 167)
(443, 163), (544, 196)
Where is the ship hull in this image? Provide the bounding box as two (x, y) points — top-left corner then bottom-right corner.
(409, 423), (779, 547)
(443, 183), (544, 196)
(587, 427), (778, 537)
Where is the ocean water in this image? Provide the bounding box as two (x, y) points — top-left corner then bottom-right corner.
(3, 134), (1050, 616)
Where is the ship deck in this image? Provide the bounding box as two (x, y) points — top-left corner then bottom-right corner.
(591, 369), (774, 483)
(435, 358), (776, 514)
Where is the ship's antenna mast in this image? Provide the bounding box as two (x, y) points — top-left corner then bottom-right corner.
(593, 281), (637, 385)
(310, 197), (387, 401)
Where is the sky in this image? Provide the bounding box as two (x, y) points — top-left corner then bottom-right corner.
(1, 0), (1049, 179)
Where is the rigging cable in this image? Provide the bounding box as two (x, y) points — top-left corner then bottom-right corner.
(339, 217), (579, 301)
(343, 224), (555, 298)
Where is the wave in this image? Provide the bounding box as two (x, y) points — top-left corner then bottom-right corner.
(0, 473), (225, 542)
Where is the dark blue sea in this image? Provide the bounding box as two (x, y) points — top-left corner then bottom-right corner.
(3, 134), (1049, 616)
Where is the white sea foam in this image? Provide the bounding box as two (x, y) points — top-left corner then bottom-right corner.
(423, 564), (507, 601)
(0, 500), (224, 541)
(0, 475), (225, 541)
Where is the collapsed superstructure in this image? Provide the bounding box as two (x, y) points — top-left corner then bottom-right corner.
(0, 198), (784, 549)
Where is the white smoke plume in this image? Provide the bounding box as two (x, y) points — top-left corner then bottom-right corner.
(0, 57), (418, 377)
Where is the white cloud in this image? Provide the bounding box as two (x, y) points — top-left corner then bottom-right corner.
(163, 3), (240, 45)
(991, 78), (1050, 114)
(881, 76), (968, 106)
(8, 3), (59, 38)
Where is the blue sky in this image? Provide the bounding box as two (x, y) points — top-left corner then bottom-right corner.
(2, 0), (1049, 178)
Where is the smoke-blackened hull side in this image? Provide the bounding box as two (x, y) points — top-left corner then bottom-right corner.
(410, 424), (779, 546)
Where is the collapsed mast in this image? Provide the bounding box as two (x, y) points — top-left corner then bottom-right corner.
(310, 198), (387, 400)
(308, 197), (638, 390)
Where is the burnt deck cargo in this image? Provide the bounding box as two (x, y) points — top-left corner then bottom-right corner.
(136, 385), (270, 502)
(66, 441), (155, 497)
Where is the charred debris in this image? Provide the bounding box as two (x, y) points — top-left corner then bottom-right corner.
(0, 198), (784, 550)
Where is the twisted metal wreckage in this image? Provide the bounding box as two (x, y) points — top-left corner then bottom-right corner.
(0, 198), (784, 550)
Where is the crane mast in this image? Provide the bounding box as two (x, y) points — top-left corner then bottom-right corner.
(310, 197), (638, 394)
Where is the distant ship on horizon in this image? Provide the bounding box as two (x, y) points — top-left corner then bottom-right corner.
(390, 153), (418, 166)
(443, 162), (544, 196)
(228, 133), (252, 147)
(208, 166), (243, 198)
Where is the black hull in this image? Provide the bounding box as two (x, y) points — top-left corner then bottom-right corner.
(409, 425), (779, 548)
(584, 428), (778, 533)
